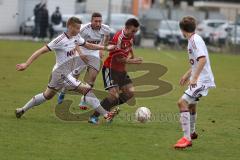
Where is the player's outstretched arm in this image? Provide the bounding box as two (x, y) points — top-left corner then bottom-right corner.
(116, 56), (143, 64)
(99, 35), (110, 58)
(128, 49), (134, 59)
(83, 42), (115, 51)
(126, 57), (143, 64)
(74, 45), (88, 63)
(102, 35), (110, 47)
(189, 56), (206, 87)
(16, 46), (50, 71)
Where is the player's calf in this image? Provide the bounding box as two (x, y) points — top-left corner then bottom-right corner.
(118, 91), (134, 105)
(15, 92), (50, 118)
(177, 98), (189, 111)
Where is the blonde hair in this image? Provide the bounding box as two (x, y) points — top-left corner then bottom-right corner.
(67, 17), (82, 27)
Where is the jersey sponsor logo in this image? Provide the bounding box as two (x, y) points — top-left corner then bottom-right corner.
(87, 40), (101, 44)
(66, 50), (75, 57)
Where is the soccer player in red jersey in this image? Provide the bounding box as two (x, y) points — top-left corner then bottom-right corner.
(88, 18), (143, 124)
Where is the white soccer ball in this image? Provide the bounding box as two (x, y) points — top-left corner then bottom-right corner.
(135, 107), (151, 123)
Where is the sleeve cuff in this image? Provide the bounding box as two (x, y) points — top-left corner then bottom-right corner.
(79, 40), (86, 46)
(46, 45), (52, 51)
(197, 56), (206, 61)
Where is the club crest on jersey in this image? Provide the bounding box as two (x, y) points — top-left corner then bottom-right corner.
(188, 49), (193, 54)
(121, 41), (130, 49)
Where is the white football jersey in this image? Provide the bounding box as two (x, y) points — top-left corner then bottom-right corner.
(187, 34), (215, 87)
(47, 32), (86, 71)
(79, 23), (110, 57)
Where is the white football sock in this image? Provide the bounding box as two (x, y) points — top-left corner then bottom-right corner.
(190, 113), (197, 134)
(22, 93), (47, 112)
(180, 111), (191, 141)
(95, 106), (108, 117)
(85, 91), (108, 116)
(84, 91), (100, 109)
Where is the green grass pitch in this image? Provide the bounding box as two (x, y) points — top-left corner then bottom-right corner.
(0, 40), (239, 160)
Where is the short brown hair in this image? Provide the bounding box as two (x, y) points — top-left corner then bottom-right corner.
(67, 17), (82, 27)
(125, 18), (140, 28)
(179, 16), (196, 33)
(91, 12), (102, 19)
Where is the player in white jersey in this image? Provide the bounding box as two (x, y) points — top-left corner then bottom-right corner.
(58, 12), (111, 110)
(174, 16), (216, 149)
(15, 17), (116, 121)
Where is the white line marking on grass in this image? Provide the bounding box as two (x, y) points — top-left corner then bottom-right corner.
(162, 52), (177, 60)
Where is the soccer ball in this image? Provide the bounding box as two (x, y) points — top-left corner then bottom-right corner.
(135, 107), (151, 123)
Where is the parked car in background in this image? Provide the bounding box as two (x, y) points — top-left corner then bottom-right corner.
(18, 13), (142, 45)
(209, 22), (235, 45)
(230, 27), (240, 45)
(104, 13), (142, 46)
(196, 19), (228, 44)
(19, 14), (92, 36)
(154, 20), (185, 46)
(19, 16), (35, 35)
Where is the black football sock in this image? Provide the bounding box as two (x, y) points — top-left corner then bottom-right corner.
(92, 92), (134, 117)
(92, 97), (119, 117)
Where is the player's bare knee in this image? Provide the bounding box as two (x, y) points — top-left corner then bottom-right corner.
(177, 99), (184, 108)
(81, 88), (91, 95)
(43, 88), (56, 100)
(178, 99), (189, 111)
(77, 83), (92, 95)
(43, 92), (53, 100)
(128, 91), (134, 98)
(108, 93), (118, 102)
(124, 91), (134, 101)
(108, 88), (119, 99)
